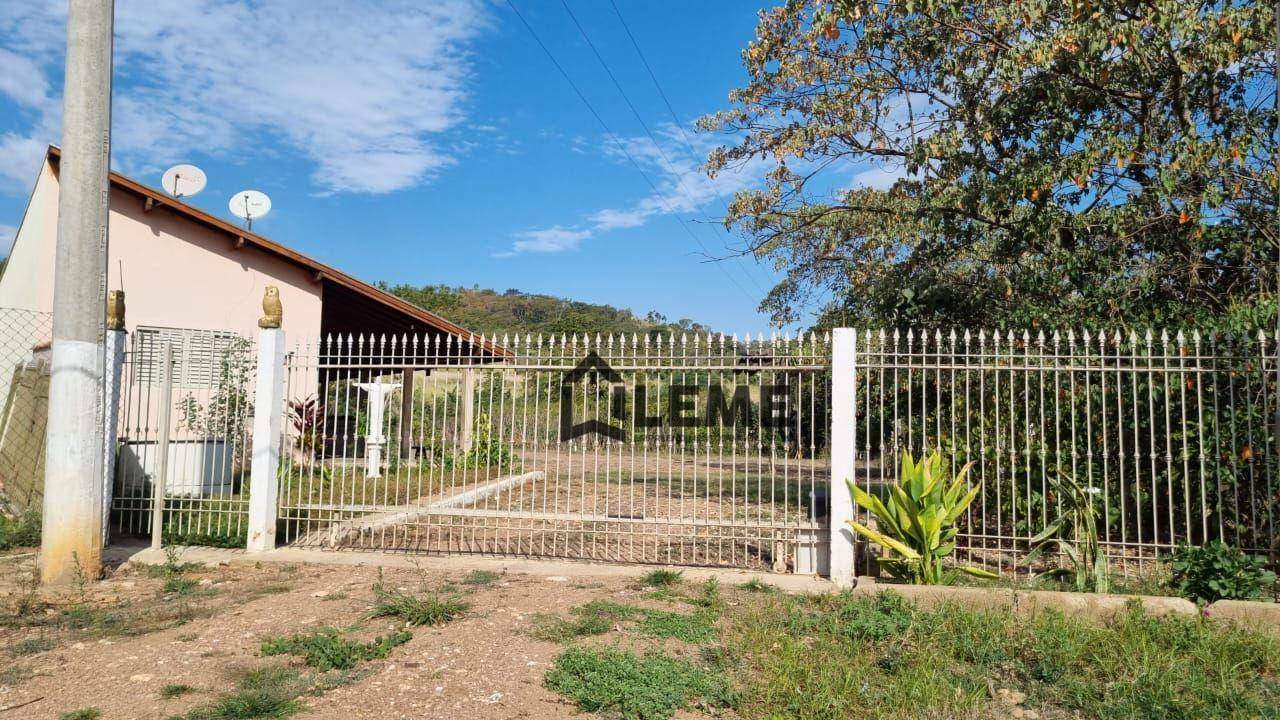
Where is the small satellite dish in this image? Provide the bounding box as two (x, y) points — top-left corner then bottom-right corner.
(229, 190), (272, 230)
(161, 164), (207, 199)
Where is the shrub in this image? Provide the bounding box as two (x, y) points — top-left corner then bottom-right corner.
(846, 452), (995, 584)
(638, 569), (683, 588)
(1165, 541), (1277, 604)
(368, 583), (468, 626)
(0, 511), (41, 550)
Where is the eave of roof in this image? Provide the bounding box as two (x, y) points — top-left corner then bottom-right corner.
(46, 146), (507, 357)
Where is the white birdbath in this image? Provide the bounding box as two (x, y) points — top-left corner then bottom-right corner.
(356, 381), (400, 478)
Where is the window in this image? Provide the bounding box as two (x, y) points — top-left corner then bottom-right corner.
(132, 326), (244, 388)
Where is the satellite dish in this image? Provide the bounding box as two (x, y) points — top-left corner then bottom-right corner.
(161, 164), (207, 199)
(229, 190), (272, 230)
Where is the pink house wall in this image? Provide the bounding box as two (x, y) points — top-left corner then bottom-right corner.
(0, 159), (323, 340)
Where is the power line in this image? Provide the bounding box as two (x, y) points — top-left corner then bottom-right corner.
(503, 0), (760, 304)
(603, 0), (773, 294)
(556, 0), (767, 296)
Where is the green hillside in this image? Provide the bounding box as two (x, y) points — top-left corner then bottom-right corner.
(376, 283), (713, 338)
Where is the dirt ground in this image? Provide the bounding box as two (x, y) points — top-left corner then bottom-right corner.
(0, 546), (817, 720)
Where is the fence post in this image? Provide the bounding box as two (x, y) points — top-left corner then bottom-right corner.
(829, 328), (857, 588)
(101, 321), (126, 547)
(247, 323), (286, 553)
(150, 343), (174, 550)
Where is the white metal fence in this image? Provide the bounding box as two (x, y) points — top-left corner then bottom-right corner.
(843, 329), (1279, 577)
(274, 333), (830, 570)
(111, 329), (256, 545)
(10, 315), (1271, 578)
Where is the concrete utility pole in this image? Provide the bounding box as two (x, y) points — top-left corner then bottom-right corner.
(41, 0), (114, 585)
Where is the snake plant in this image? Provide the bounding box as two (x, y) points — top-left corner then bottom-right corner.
(847, 451), (996, 584)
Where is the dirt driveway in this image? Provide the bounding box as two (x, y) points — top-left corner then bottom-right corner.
(0, 546), (818, 720)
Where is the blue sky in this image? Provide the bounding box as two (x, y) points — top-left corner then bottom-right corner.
(0, 1), (805, 334)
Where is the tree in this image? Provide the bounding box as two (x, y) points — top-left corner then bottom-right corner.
(702, 0), (1277, 329)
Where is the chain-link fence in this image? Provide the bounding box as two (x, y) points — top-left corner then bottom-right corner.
(0, 308), (53, 517)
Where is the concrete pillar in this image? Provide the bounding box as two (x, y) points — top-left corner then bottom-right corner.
(100, 324), (126, 546)
(246, 327), (285, 553)
(41, 0), (115, 585)
(829, 328), (857, 588)
(461, 368), (476, 452)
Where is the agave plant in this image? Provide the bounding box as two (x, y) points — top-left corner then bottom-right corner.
(1024, 472), (1108, 593)
(847, 451), (996, 584)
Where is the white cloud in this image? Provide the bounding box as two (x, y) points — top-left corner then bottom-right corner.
(505, 124), (770, 254)
(0, 223), (16, 255)
(850, 163), (913, 191)
(506, 226), (591, 255)
(0, 0), (487, 194)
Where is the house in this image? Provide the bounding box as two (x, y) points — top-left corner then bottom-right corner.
(0, 146), (503, 517)
(0, 146), (503, 355)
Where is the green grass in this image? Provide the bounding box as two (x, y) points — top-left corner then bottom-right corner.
(460, 569), (500, 586)
(637, 569), (683, 588)
(260, 627), (412, 671)
(174, 666), (305, 720)
(0, 511), (41, 550)
(544, 646), (736, 720)
(527, 601), (640, 643)
(368, 583), (468, 626)
(636, 608), (718, 644)
(161, 683), (198, 699)
(725, 590), (1280, 720)
(58, 709), (100, 720)
(528, 599), (716, 645)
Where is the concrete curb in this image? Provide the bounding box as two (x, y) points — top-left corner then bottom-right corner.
(110, 543), (1274, 630)
(852, 577), (1204, 620)
(1203, 599), (1280, 634)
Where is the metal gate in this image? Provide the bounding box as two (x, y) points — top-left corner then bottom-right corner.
(276, 332), (830, 570)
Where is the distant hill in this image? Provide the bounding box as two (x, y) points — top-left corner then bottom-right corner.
(376, 283), (714, 338)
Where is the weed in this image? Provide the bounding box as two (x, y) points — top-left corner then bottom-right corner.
(143, 546), (205, 576)
(163, 575), (200, 596)
(739, 579), (777, 593)
(160, 683), (197, 699)
(369, 582), (468, 626)
(176, 633), (200, 642)
(58, 709), (100, 720)
(688, 578), (722, 609)
(527, 611), (613, 643)
(636, 608), (718, 644)
(637, 569), (683, 588)
(461, 569), (500, 586)
(545, 646), (736, 720)
(0, 663), (31, 686)
(9, 635), (53, 656)
(176, 665), (305, 720)
(260, 627), (412, 671)
(0, 511), (40, 550)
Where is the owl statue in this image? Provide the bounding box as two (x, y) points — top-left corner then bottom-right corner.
(259, 286), (283, 328)
(105, 290), (125, 330)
